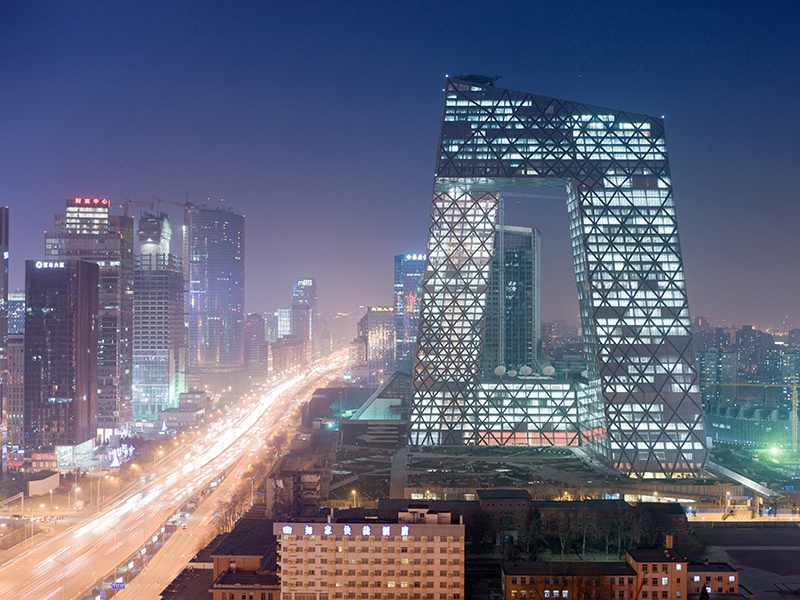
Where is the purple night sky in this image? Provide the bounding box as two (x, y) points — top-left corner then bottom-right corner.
(1, 1), (798, 329)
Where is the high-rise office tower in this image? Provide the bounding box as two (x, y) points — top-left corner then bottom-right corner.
(697, 350), (736, 407)
(291, 278), (317, 351)
(411, 76), (706, 477)
(7, 291), (24, 335)
(275, 309), (292, 340)
(393, 253), (426, 371)
(187, 207), (245, 370)
(244, 313), (269, 377)
(133, 212), (186, 421)
(0, 208), (8, 460)
(0, 207), (8, 361)
(5, 334), (23, 448)
(45, 198), (133, 440)
(358, 306), (395, 385)
(479, 225), (541, 378)
(24, 260), (98, 460)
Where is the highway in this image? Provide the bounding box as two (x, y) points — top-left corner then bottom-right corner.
(0, 352), (347, 600)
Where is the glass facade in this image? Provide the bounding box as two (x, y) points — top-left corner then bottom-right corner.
(45, 199), (134, 439)
(291, 277), (317, 354)
(133, 212), (185, 421)
(393, 253), (426, 371)
(480, 225), (541, 378)
(24, 260), (98, 450)
(188, 207), (245, 369)
(410, 76), (706, 477)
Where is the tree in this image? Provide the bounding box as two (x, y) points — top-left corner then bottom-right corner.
(517, 508), (544, 561)
(465, 508), (498, 553)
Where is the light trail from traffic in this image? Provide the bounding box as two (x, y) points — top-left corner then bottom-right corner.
(0, 352), (347, 600)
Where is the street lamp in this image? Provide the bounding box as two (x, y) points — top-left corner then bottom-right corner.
(351, 489), (357, 508)
(68, 486), (81, 512)
(153, 447), (164, 470)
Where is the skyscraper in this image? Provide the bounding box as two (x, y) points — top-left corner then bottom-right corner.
(24, 259), (98, 460)
(358, 306), (395, 385)
(7, 291), (24, 335)
(244, 313), (269, 378)
(275, 309), (292, 340)
(393, 253), (425, 371)
(291, 278), (317, 352)
(133, 212), (186, 421)
(411, 76), (706, 477)
(187, 206), (245, 370)
(5, 334), (23, 448)
(0, 208), (8, 459)
(45, 198), (133, 440)
(479, 225), (541, 378)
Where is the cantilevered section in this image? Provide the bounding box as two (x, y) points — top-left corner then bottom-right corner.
(410, 75), (706, 478)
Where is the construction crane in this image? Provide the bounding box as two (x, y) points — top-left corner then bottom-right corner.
(121, 199), (154, 217)
(148, 194), (199, 305)
(712, 381), (799, 453)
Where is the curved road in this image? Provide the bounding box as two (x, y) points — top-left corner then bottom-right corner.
(0, 353), (346, 600)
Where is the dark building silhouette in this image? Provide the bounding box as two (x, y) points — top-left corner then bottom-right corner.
(23, 260), (98, 460)
(45, 198), (133, 439)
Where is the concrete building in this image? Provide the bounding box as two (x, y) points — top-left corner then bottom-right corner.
(45, 197), (133, 439)
(502, 545), (746, 600)
(502, 561), (636, 600)
(275, 512), (465, 600)
(210, 513), (279, 600)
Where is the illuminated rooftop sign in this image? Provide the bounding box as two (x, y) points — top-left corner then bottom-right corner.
(35, 261), (65, 269)
(71, 198), (110, 206)
(280, 523), (412, 537)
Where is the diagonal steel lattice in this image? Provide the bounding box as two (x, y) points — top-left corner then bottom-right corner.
(410, 75), (706, 478)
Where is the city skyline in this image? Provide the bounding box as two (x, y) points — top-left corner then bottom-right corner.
(1, 2), (798, 327)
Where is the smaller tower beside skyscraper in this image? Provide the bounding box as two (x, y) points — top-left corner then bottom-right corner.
(24, 259), (98, 464)
(480, 225), (541, 377)
(133, 212), (186, 421)
(393, 253), (425, 372)
(45, 198), (133, 440)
